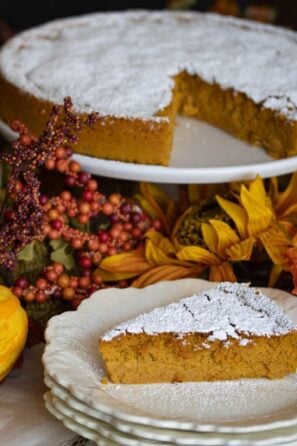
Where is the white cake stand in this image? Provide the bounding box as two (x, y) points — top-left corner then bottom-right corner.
(1, 117), (297, 184)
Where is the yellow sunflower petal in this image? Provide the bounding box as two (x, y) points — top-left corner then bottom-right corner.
(216, 195), (247, 238)
(201, 222), (218, 253)
(225, 237), (255, 261)
(240, 181), (273, 235)
(228, 181), (243, 195)
(277, 203), (297, 219)
(209, 219), (240, 253)
(258, 226), (291, 266)
(100, 250), (151, 273)
(138, 183), (174, 233)
(268, 177), (279, 203)
(95, 269), (140, 282)
(145, 239), (181, 266)
(132, 264), (204, 288)
(209, 262), (236, 282)
(166, 199), (177, 228)
(187, 184), (225, 204)
(145, 231), (176, 255)
(177, 245), (219, 265)
(278, 220), (296, 239)
(140, 182), (173, 210)
(249, 176), (268, 206)
(187, 184), (205, 204)
(134, 194), (158, 220)
(275, 172), (297, 217)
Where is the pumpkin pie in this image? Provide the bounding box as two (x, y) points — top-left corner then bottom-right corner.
(99, 282), (297, 383)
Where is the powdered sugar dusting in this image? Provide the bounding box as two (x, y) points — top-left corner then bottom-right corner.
(239, 338), (252, 346)
(101, 282), (297, 342)
(1, 11), (297, 119)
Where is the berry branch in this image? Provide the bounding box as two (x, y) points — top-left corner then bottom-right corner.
(0, 97), (161, 309)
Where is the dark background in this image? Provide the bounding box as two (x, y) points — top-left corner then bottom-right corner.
(0, 0), (296, 30)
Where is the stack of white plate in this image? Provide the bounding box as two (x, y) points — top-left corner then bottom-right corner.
(43, 279), (297, 446)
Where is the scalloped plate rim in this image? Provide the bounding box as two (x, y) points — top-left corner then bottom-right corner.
(45, 377), (297, 446)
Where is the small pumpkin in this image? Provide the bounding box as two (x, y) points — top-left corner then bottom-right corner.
(0, 285), (28, 381)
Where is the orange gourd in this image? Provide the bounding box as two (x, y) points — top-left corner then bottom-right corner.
(0, 286), (28, 381)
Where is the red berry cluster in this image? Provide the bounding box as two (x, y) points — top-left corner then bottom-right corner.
(40, 142), (154, 257)
(0, 97), (97, 270)
(13, 262), (109, 309)
(12, 147), (155, 307)
(6, 98), (161, 308)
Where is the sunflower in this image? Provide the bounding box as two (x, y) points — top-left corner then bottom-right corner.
(98, 175), (297, 291)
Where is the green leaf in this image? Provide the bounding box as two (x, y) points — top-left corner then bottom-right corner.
(49, 238), (66, 250)
(16, 241), (49, 281)
(18, 241), (43, 262)
(50, 239), (75, 271)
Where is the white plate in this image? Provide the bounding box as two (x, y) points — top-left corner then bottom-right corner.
(43, 279), (297, 433)
(44, 392), (114, 446)
(45, 376), (297, 446)
(46, 391), (177, 446)
(48, 392), (171, 446)
(1, 117), (297, 184)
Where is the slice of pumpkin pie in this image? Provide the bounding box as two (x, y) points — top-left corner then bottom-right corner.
(99, 282), (297, 384)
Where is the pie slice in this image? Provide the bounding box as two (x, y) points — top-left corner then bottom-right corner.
(99, 282), (297, 383)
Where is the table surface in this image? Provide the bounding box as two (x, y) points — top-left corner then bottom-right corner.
(0, 344), (96, 446)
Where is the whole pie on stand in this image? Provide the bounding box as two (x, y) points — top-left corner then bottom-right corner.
(0, 11), (297, 165)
